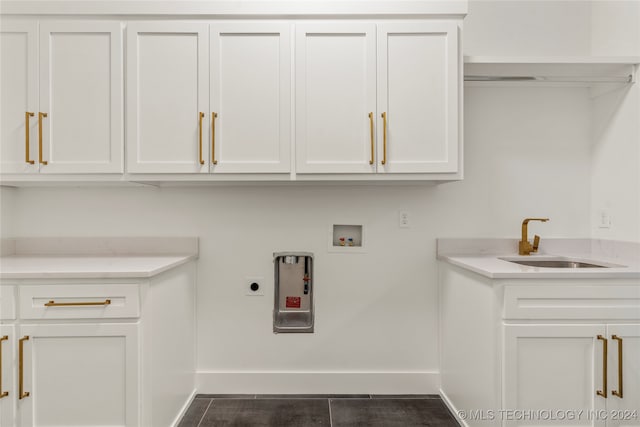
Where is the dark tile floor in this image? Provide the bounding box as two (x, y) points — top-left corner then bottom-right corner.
(178, 395), (459, 427)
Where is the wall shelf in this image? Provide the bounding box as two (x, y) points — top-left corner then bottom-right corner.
(464, 56), (640, 86)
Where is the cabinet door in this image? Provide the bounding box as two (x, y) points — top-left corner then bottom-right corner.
(0, 21), (38, 174)
(295, 23), (376, 173)
(504, 324), (606, 427)
(18, 324), (138, 427)
(377, 23), (459, 173)
(39, 22), (123, 174)
(0, 325), (15, 427)
(210, 23), (291, 173)
(606, 324), (640, 427)
(127, 23), (209, 173)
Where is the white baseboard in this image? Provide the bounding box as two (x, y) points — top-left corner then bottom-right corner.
(440, 389), (467, 427)
(196, 371), (440, 394)
(170, 388), (198, 427)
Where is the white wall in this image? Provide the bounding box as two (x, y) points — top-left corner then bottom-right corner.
(465, 0), (640, 243)
(3, 0), (636, 392)
(590, 0), (640, 243)
(591, 0), (640, 56)
(3, 87), (593, 392)
(0, 187), (16, 244)
(464, 0), (592, 56)
(590, 82), (640, 243)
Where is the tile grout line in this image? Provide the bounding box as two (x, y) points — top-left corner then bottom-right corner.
(195, 398), (214, 427)
(328, 398), (334, 427)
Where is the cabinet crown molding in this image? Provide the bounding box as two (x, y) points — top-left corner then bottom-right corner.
(0, 0), (468, 16)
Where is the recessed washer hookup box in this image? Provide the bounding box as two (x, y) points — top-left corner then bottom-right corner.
(273, 252), (314, 333)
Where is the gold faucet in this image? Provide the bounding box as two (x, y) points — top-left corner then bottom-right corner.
(519, 218), (549, 255)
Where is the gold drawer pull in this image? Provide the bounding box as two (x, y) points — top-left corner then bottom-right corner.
(597, 335), (608, 398)
(44, 299), (111, 307)
(25, 112), (35, 164)
(381, 112), (387, 166)
(198, 112), (205, 165)
(211, 112), (218, 165)
(19, 336), (29, 399)
(0, 335), (8, 399)
(38, 112), (48, 165)
(368, 112), (374, 165)
(612, 335), (623, 398)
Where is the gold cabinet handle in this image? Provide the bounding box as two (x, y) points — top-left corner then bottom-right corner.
(38, 112), (48, 165)
(211, 112), (218, 165)
(368, 112), (374, 165)
(25, 112), (35, 164)
(381, 112), (387, 165)
(19, 336), (29, 399)
(44, 299), (111, 307)
(198, 112), (205, 165)
(0, 335), (8, 399)
(612, 335), (623, 398)
(597, 335), (608, 398)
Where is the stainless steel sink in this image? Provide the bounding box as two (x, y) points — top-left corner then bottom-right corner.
(505, 259), (610, 268)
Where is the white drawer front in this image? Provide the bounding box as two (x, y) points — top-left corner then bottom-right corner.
(0, 286), (16, 320)
(504, 285), (640, 320)
(19, 284), (140, 320)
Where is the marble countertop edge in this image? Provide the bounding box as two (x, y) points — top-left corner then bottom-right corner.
(437, 238), (640, 280)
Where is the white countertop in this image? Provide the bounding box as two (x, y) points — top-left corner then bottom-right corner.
(0, 254), (196, 279)
(0, 237), (199, 280)
(437, 238), (640, 279)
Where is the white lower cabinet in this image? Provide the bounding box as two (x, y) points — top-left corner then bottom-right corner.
(504, 323), (640, 427)
(0, 325), (16, 427)
(438, 263), (640, 427)
(17, 324), (138, 427)
(0, 261), (196, 427)
(605, 324), (640, 427)
(504, 324), (607, 427)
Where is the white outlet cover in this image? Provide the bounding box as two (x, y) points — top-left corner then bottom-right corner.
(598, 210), (611, 229)
(246, 276), (264, 296)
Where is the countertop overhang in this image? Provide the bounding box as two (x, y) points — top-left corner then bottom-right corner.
(0, 237), (199, 280)
(0, 254), (196, 279)
(437, 238), (640, 279)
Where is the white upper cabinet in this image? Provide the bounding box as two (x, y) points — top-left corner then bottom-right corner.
(295, 23), (377, 174)
(377, 23), (459, 174)
(0, 22), (38, 174)
(210, 23), (291, 173)
(126, 23), (209, 173)
(0, 21), (123, 175)
(295, 22), (460, 176)
(128, 22), (292, 174)
(3, 17), (462, 180)
(39, 22), (123, 174)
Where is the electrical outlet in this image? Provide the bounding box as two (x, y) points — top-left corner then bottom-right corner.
(399, 210), (410, 228)
(246, 276), (264, 296)
(598, 210), (611, 229)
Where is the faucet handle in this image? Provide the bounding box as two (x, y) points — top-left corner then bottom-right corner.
(532, 235), (541, 252)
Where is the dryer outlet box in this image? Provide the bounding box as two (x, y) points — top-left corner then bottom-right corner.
(246, 277), (264, 296)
